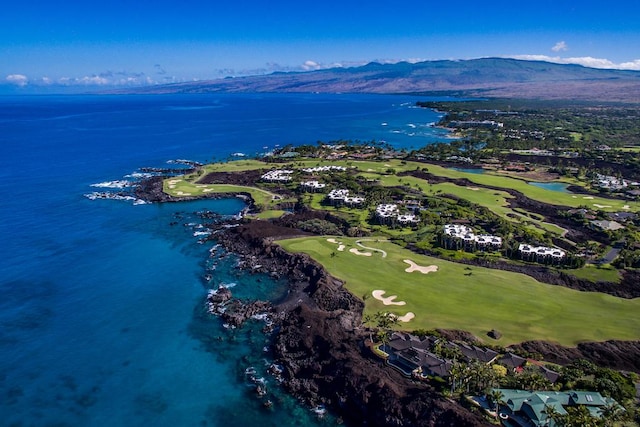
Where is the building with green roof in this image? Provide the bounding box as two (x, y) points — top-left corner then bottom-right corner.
(490, 388), (622, 427)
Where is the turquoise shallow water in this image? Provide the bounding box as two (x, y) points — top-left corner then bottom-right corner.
(0, 93), (453, 426)
(528, 181), (570, 193)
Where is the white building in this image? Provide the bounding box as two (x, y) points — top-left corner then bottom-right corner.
(326, 189), (365, 207)
(302, 165), (347, 173)
(443, 224), (502, 250)
(300, 180), (326, 192)
(261, 169), (294, 182)
(518, 244), (566, 262)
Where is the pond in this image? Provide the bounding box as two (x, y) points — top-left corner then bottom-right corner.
(528, 181), (570, 193)
(450, 167), (486, 175)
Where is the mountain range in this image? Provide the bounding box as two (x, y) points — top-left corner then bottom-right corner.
(117, 58), (640, 102)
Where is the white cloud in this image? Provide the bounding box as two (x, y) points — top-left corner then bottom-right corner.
(6, 74), (29, 86)
(551, 41), (568, 52)
(619, 59), (640, 70)
(509, 55), (640, 70)
(301, 60), (321, 71)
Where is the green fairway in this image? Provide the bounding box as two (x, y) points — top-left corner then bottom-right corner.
(163, 179), (281, 210)
(369, 173), (565, 235)
(413, 163), (640, 212)
(278, 236), (640, 346)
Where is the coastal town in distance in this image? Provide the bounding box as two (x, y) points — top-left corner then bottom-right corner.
(126, 99), (640, 427)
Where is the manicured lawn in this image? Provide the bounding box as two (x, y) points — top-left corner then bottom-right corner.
(251, 210), (288, 219)
(278, 236), (640, 346)
(163, 179), (280, 210)
(562, 264), (621, 283)
(415, 163), (639, 212)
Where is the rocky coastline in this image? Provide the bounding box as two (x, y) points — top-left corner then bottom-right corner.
(136, 178), (640, 426)
(209, 221), (491, 426)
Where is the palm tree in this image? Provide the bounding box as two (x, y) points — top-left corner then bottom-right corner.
(542, 403), (561, 426)
(448, 361), (466, 395)
(488, 389), (504, 415)
(599, 402), (624, 427)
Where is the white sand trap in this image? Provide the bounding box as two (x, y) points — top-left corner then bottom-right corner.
(202, 188), (214, 192)
(403, 259), (438, 274)
(367, 168), (375, 172)
(337, 245), (345, 252)
(372, 290), (406, 306)
(583, 196), (594, 199)
(326, 238), (339, 244)
(168, 185), (176, 189)
(466, 186), (480, 191)
(397, 312), (415, 323)
(572, 196), (577, 198)
(168, 179), (181, 184)
(176, 191), (192, 196)
(623, 205), (630, 210)
(350, 248), (372, 256)
(593, 204), (611, 208)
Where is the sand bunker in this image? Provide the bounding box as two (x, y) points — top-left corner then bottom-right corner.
(466, 186), (480, 191)
(350, 248), (372, 256)
(593, 204), (612, 208)
(403, 259), (438, 274)
(202, 188), (214, 192)
(372, 290), (406, 306)
(623, 205), (630, 210)
(176, 191), (192, 196)
(326, 238), (346, 251)
(397, 312), (415, 322)
(583, 196), (594, 200)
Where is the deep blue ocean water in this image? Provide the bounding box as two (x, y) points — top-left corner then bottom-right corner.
(0, 93), (451, 426)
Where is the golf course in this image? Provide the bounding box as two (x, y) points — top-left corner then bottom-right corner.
(278, 236), (640, 346)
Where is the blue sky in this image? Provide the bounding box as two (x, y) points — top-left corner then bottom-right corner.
(2, 0), (640, 89)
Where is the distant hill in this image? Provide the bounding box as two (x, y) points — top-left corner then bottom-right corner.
(115, 58), (640, 102)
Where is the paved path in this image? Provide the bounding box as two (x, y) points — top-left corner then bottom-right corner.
(599, 241), (624, 264)
(356, 239), (388, 258)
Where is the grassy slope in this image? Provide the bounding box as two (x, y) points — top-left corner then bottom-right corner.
(278, 236), (640, 346)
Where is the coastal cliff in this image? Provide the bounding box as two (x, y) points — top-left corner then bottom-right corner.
(216, 221), (492, 427)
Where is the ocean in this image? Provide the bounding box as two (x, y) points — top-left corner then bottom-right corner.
(0, 93), (451, 426)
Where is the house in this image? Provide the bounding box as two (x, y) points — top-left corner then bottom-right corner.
(491, 388), (622, 427)
(382, 332), (499, 380)
(591, 219), (624, 231)
(455, 343), (499, 364)
(498, 352), (526, 371)
(607, 212), (637, 222)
